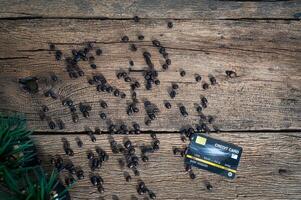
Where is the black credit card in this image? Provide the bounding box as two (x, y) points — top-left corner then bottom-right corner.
(185, 134), (242, 179)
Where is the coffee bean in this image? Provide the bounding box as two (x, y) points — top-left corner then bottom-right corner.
(75, 137), (83, 148)
(133, 168), (140, 176)
(124, 140), (132, 149)
(133, 123), (140, 130)
(180, 70), (186, 77)
(167, 21), (173, 28)
(124, 172), (132, 182)
(225, 70), (237, 78)
(96, 48), (102, 56)
(133, 16), (140, 22)
(125, 76), (132, 82)
(209, 76), (217, 85)
(159, 47), (165, 54)
(148, 191), (156, 199)
(179, 105), (188, 117)
(172, 83), (179, 90)
(99, 112), (107, 120)
(48, 120), (56, 129)
(130, 44), (137, 51)
(95, 128), (101, 135)
(90, 64), (97, 69)
(208, 115), (214, 124)
(206, 183), (213, 191)
(196, 106), (202, 112)
(72, 113), (79, 123)
(55, 50), (62, 60)
(189, 171), (196, 179)
(49, 43), (55, 50)
(162, 63), (168, 70)
(97, 184), (105, 193)
(42, 105), (49, 112)
(129, 60), (134, 66)
(83, 111), (89, 118)
(164, 101), (171, 109)
(195, 74), (202, 82)
(138, 35), (144, 40)
(202, 82), (209, 90)
(114, 89), (120, 97)
(100, 100), (108, 108)
(169, 90), (176, 98)
(76, 168), (84, 180)
(87, 151), (94, 160)
(152, 40), (161, 47)
(122, 36), (129, 43)
(201, 97), (208, 105)
(145, 119), (151, 126)
(141, 155), (149, 162)
(154, 79), (160, 85)
(166, 59), (171, 65)
(57, 119), (65, 130)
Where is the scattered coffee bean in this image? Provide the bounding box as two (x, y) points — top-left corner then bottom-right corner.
(96, 48), (102, 56)
(114, 89), (120, 97)
(164, 101), (172, 109)
(130, 44), (137, 51)
(152, 40), (161, 47)
(49, 43), (55, 50)
(42, 105), (49, 112)
(209, 76), (217, 85)
(180, 70), (186, 77)
(148, 190), (156, 199)
(167, 21), (173, 28)
(122, 36), (129, 43)
(97, 184), (105, 193)
(172, 83), (179, 90)
(166, 59), (171, 65)
(141, 155), (149, 162)
(124, 172), (132, 182)
(75, 137), (83, 148)
(99, 112), (107, 120)
(48, 120), (56, 129)
(162, 63), (168, 70)
(72, 113), (79, 123)
(206, 182), (213, 191)
(189, 170), (196, 179)
(129, 60), (134, 66)
(195, 74), (202, 82)
(133, 16), (140, 22)
(100, 100), (108, 108)
(90, 64), (97, 69)
(202, 82), (209, 90)
(55, 50), (62, 60)
(225, 70), (237, 78)
(169, 90), (176, 98)
(138, 35), (144, 40)
(76, 168), (84, 180)
(56, 119), (65, 130)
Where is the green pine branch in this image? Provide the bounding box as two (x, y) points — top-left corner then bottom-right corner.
(0, 113), (75, 200)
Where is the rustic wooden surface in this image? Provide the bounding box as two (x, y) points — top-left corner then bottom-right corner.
(0, 0), (301, 19)
(0, 1), (301, 199)
(0, 19), (300, 132)
(32, 132), (301, 200)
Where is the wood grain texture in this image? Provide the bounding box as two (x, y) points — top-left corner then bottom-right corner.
(0, 0), (301, 19)
(0, 19), (300, 132)
(31, 132), (301, 200)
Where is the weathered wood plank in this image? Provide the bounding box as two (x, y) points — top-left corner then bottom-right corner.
(0, 19), (300, 132)
(31, 132), (301, 200)
(0, 0), (301, 19)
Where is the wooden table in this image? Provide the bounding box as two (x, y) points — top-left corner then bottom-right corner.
(0, 1), (300, 199)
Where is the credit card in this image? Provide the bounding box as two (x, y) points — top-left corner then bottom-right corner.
(185, 134), (243, 179)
